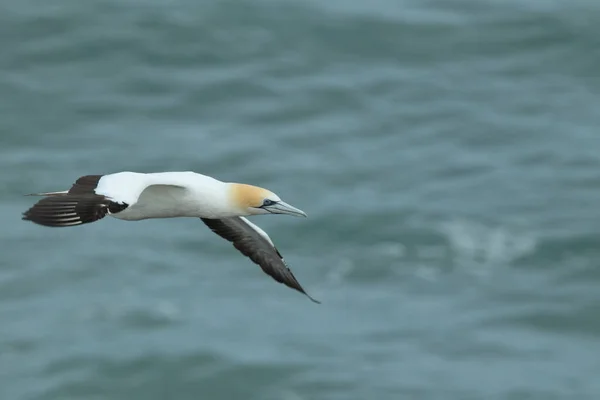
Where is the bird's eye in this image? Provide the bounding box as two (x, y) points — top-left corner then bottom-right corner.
(262, 199), (276, 207)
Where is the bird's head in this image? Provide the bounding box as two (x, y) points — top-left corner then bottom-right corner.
(229, 183), (307, 217)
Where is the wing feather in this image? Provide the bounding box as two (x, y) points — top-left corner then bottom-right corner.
(23, 174), (129, 227)
(201, 217), (319, 303)
(22, 194), (112, 227)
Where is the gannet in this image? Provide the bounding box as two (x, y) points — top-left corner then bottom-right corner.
(22, 171), (319, 303)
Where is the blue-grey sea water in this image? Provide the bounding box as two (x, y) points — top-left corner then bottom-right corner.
(2, 0), (600, 399)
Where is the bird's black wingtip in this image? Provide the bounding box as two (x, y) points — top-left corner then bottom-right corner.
(309, 296), (321, 304)
(300, 289), (320, 304)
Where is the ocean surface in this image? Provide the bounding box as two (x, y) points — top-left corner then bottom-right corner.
(2, 0), (600, 399)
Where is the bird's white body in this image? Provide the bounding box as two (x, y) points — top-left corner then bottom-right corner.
(97, 171), (234, 220)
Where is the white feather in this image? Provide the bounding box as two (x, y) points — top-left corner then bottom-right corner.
(240, 217), (275, 247)
(94, 171), (235, 220)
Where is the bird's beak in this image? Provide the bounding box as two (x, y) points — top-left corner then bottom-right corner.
(266, 201), (307, 217)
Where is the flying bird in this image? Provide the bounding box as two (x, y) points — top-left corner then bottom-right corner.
(22, 171), (319, 303)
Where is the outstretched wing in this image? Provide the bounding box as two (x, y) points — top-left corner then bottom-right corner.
(23, 173), (188, 227)
(25, 174), (104, 197)
(201, 217), (319, 303)
(22, 194), (126, 227)
(22, 175), (128, 227)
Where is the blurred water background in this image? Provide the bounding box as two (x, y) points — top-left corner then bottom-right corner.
(1, 0), (600, 399)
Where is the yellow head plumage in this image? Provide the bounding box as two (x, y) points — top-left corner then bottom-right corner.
(230, 183), (278, 210)
(227, 183), (306, 217)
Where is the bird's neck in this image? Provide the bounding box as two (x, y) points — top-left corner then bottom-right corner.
(189, 181), (248, 218)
